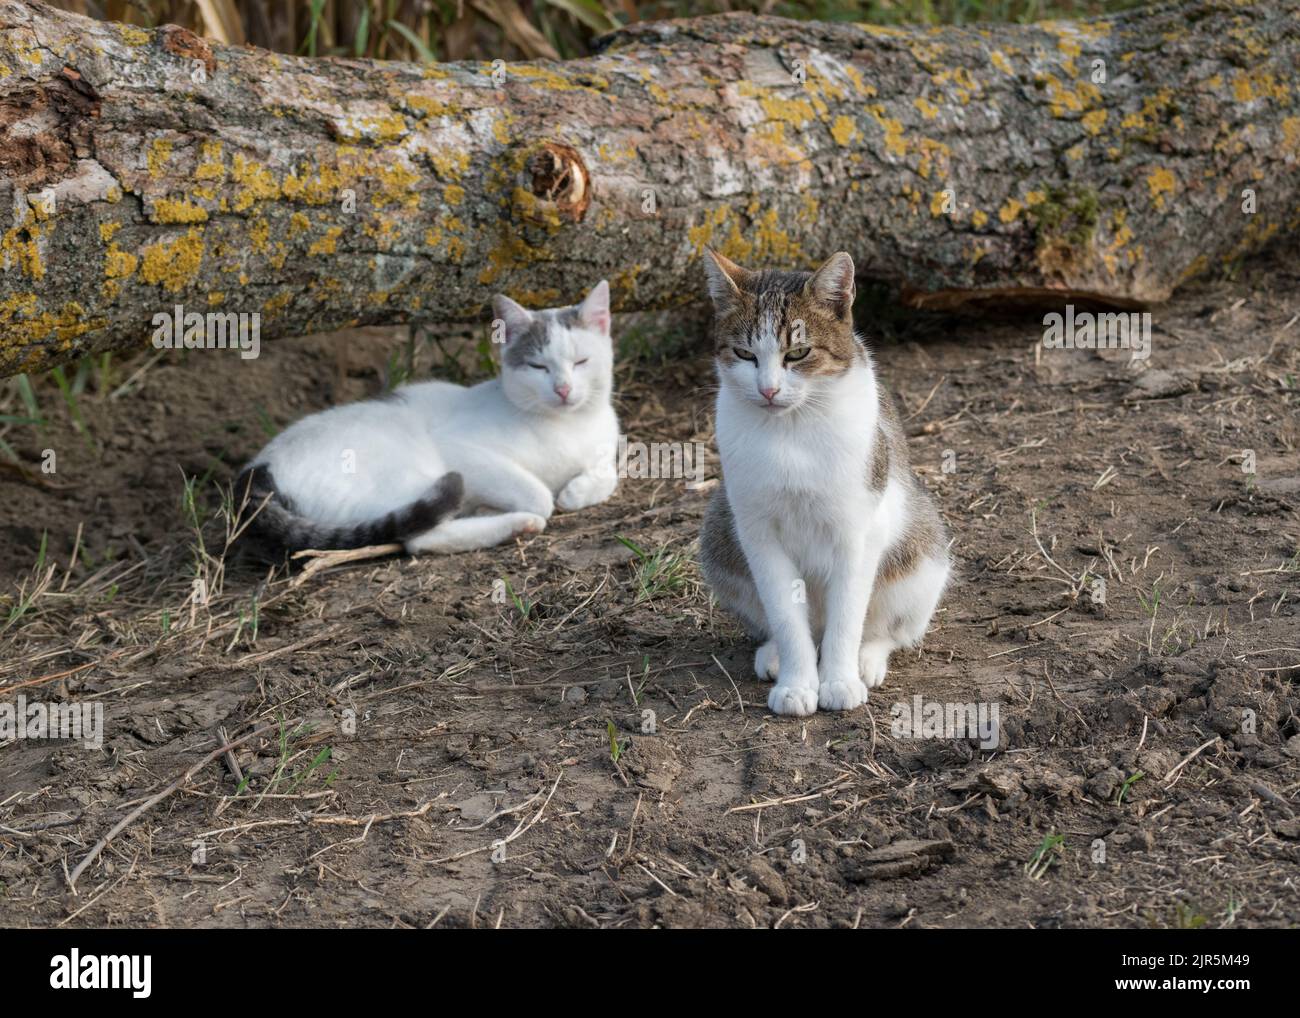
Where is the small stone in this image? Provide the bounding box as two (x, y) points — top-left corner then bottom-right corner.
(1085, 767), (1123, 801)
(745, 857), (788, 905)
(1274, 818), (1300, 840)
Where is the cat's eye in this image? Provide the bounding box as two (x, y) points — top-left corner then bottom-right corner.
(732, 347), (757, 362)
(784, 347), (811, 363)
(527, 363), (547, 371)
(574, 358), (589, 366)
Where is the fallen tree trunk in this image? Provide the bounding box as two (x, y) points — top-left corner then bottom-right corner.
(2, 0), (1298, 375)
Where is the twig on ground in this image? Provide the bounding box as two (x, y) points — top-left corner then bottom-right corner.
(289, 543), (403, 586)
(67, 720), (283, 891)
(1163, 736), (1221, 786)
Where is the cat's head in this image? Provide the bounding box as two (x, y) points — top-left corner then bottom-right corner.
(704, 249), (862, 415)
(492, 282), (612, 414)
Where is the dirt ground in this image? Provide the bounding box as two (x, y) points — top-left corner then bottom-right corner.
(1, 240), (1298, 929)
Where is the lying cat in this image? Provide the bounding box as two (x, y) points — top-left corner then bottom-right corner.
(237, 282), (619, 556)
(698, 251), (950, 716)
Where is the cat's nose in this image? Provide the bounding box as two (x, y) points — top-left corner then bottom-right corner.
(759, 385), (780, 403)
(555, 383), (572, 403)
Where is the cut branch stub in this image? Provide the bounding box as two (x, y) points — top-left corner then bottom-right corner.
(525, 142), (590, 224)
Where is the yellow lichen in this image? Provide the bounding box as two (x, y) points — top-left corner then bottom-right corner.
(195, 141), (226, 182)
(914, 96), (939, 120)
(749, 208), (799, 262)
(335, 111), (408, 143)
(231, 154), (281, 212)
(1121, 87), (1175, 132)
(9, 301), (106, 351)
(103, 243), (138, 280)
(372, 161), (422, 209)
(478, 229), (550, 286)
(147, 138), (173, 179)
(1038, 74), (1102, 118)
(869, 106), (908, 158)
(830, 116), (856, 146)
(249, 217), (270, 253)
(687, 206), (729, 252)
(1, 219), (43, 280)
(1146, 167), (1176, 210)
(0, 293), (39, 324)
(931, 66), (979, 104)
(308, 226), (343, 256)
(1282, 116), (1300, 156)
(262, 292), (293, 317)
(842, 65), (876, 98)
(511, 187), (562, 231)
(406, 94), (460, 118)
(139, 229), (204, 292)
(998, 198), (1022, 224)
(760, 94), (816, 129)
(915, 138), (950, 180)
(508, 64), (608, 95)
(153, 197), (208, 224)
(1228, 69), (1290, 104)
(428, 145), (471, 183)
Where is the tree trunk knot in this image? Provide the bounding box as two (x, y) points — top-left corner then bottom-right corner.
(158, 24), (217, 77)
(526, 143), (590, 223)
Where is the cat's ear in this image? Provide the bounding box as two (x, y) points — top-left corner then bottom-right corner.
(804, 251), (856, 321)
(492, 294), (534, 343)
(575, 280), (611, 337)
(703, 248), (752, 311)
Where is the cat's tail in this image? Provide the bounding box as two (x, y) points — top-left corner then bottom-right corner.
(234, 464), (464, 556)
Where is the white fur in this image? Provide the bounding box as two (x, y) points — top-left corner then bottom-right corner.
(252, 283), (619, 554)
(715, 331), (947, 716)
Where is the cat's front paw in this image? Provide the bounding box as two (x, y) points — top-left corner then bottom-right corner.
(754, 640), (780, 682)
(818, 665), (868, 712)
(859, 640), (892, 689)
(556, 471), (616, 512)
(768, 681), (818, 717)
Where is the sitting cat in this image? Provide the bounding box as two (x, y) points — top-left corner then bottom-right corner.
(237, 282), (619, 557)
(698, 251), (950, 716)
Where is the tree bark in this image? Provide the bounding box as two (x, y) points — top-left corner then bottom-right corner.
(2, 0), (1298, 376)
